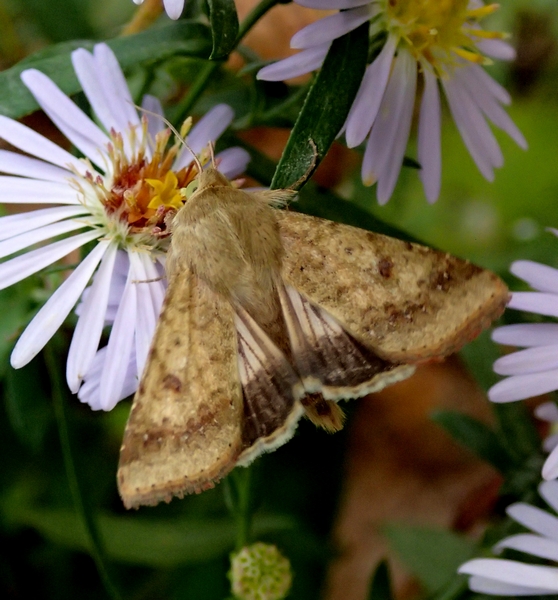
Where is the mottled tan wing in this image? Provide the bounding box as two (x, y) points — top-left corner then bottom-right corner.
(117, 267), (243, 509)
(234, 305), (305, 467)
(276, 211), (509, 363)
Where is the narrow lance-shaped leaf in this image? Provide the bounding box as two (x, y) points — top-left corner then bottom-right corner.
(208, 0), (240, 60)
(271, 22), (368, 191)
(0, 21), (212, 119)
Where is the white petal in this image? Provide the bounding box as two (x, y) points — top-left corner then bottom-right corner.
(163, 0), (184, 19)
(0, 176), (79, 204)
(495, 533), (558, 561)
(507, 502), (558, 540)
(511, 260), (558, 292)
(467, 573), (556, 596)
(459, 558), (558, 592)
(99, 262), (138, 410)
(493, 344), (558, 376)
(492, 323), (558, 347)
(0, 116), (88, 175)
(488, 370), (558, 403)
(66, 243), (118, 392)
(0, 150), (72, 182)
(10, 240), (109, 368)
(442, 78), (496, 181)
(141, 94), (165, 142)
(540, 480), (558, 511)
(257, 43), (330, 82)
(417, 64), (441, 203)
(535, 401), (558, 423)
(0, 229), (102, 291)
(291, 6), (373, 50)
(216, 147), (250, 179)
(543, 446), (558, 480)
(0, 206), (88, 242)
(345, 35), (397, 147)
(21, 69), (110, 165)
(477, 38), (516, 61)
(0, 218), (88, 259)
(466, 63), (511, 105)
(509, 292), (558, 318)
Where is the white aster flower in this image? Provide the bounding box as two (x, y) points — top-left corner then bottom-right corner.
(132, 0), (184, 20)
(459, 480), (558, 596)
(0, 42), (249, 411)
(258, 0), (526, 204)
(488, 245), (558, 479)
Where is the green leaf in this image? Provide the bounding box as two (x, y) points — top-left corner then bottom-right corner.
(271, 22), (368, 190)
(432, 410), (512, 474)
(493, 402), (542, 462)
(384, 525), (475, 594)
(207, 0), (240, 60)
(7, 506), (295, 567)
(367, 561), (395, 600)
(0, 21), (212, 119)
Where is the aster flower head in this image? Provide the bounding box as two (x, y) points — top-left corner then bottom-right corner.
(258, 0), (527, 204)
(488, 239), (558, 480)
(459, 480), (558, 596)
(0, 42), (249, 411)
(132, 0), (185, 20)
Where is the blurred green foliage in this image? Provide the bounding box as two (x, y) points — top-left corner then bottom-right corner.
(1, 0), (558, 599)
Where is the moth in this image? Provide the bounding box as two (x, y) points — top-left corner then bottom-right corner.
(117, 168), (509, 509)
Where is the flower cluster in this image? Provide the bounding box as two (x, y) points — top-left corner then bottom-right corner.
(258, 0), (526, 204)
(133, 0), (184, 20)
(0, 43), (248, 411)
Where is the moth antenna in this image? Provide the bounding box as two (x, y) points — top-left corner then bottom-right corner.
(133, 102), (203, 175)
(288, 138), (318, 191)
(208, 141), (216, 169)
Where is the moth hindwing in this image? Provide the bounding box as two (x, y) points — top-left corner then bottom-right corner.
(117, 169), (508, 508)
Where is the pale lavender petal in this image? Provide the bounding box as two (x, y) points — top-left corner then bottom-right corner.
(99, 262), (137, 410)
(495, 534), (558, 561)
(376, 50), (417, 204)
(0, 229), (101, 291)
(493, 345), (558, 376)
(443, 78), (496, 180)
(467, 573), (556, 595)
(540, 480), (558, 512)
(459, 559), (558, 593)
(455, 65), (527, 149)
(543, 446), (558, 480)
(21, 69), (110, 164)
(66, 243), (118, 392)
(511, 260), (558, 292)
(0, 218), (88, 259)
(418, 64), (441, 203)
(0, 150), (72, 182)
(0, 177), (79, 204)
(174, 104), (234, 169)
(492, 323), (558, 347)
(10, 240), (109, 368)
(291, 6), (373, 50)
(466, 63), (511, 105)
(0, 116), (88, 176)
(78, 347), (137, 410)
(0, 206), (88, 241)
(216, 147), (251, 179)
(477, 38), (516, 61)
(534, 401), (558, 423)
(141, 94), (165, 141)
(488, 370), (558, 403)
(508, 502), (558, 540)
(163, 0), (184, 19)
(544, 433), (558, 453)
(296, 0), (370, 7)
(509, 292), (558, 318)
(345, 35), (397, 147)
(257, 43), (329, 82)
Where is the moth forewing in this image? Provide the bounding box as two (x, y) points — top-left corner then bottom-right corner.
(117, 266), (244, 509)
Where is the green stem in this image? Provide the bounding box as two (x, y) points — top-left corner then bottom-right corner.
(224, 467), (254, 550)
(174, 0), (283, 123)
(46, 346), (121, 600)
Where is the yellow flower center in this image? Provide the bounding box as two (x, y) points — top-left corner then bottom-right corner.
(385, 0), (505, 71)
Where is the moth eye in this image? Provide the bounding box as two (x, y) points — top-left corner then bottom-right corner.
(183, 179), (199, 199)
